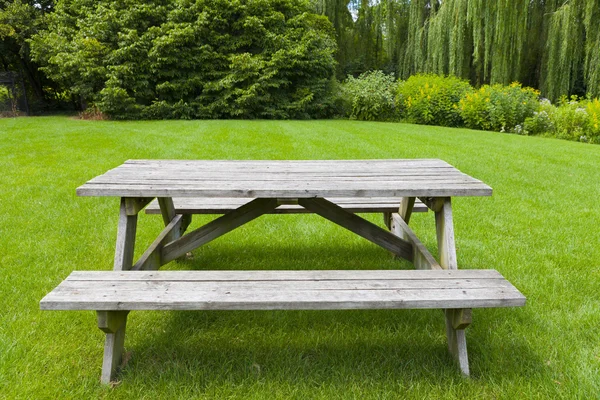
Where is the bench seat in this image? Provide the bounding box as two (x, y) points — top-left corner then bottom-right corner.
(40, 269), (525, 383)
(144, 197), (429, 215)
(40, 269), (525, 311)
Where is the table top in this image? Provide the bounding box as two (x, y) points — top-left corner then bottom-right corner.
(77, 159), (492, 198)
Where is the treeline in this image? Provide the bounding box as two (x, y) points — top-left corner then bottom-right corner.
(0, 0), (599, 115)
(317, 0), (600, 101)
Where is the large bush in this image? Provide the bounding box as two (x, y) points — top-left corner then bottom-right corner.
(459, 83), (540, 132)
(30, 0), (337, 119)
(525, 97), (600, 144)
(397, 74), (472, 127)
(342, 71), (397, 121)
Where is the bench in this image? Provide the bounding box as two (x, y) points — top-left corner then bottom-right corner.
(144, 197), (428, 218)
(40, 269), (526, 383)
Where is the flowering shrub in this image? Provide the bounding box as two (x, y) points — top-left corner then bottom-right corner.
(523, 99), (554, 135)
(586, 98), (600, 143)
(342, 71), (397, 121)
(523, 96), (600, 144)
(459, 83), (540, 132)
(397, 74), (472, 127)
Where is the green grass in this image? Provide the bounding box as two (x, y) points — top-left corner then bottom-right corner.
(0, 117), (599, 399)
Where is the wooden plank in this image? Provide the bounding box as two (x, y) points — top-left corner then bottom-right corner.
(144, 198), (429, 215)
(447, 308), (473, 330)
(97, 310), (128, 334)
(161, 198), (279, 263)
(446, 318), (470, 376)
(432, 197), (468, 375)
(88, 171), (479, 185)
(49, 278), (517, 292)
(124, 197), (154, 216)
(435, 198), (457, 270)
(77, 184), (492, 198)
(64, 269), (507, 281)
(40, 287), (526, 311)
(391, 214), (442, 270)
(97, 311), (128, 384)
(399, 197), (416, 224)
(419, 197), (445, 212)
(77, 159), (493, 198)
(131, 214), (184, 271)
(40, 270), (526, 311)
(114, 198), (137, 271)
(122, 159), (454, 168)
(298, 198), (414, 261)
(157, 197), (176, 226)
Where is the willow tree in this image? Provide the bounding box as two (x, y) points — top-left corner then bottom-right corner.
(317, 0), (600, 99)
(543, 0), (600, 100)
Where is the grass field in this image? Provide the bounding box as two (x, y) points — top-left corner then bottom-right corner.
(0, 116), (599, 399)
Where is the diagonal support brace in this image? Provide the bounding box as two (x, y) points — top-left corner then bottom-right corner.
(161, 198), (279, 264)
(298, 197), (414, 262)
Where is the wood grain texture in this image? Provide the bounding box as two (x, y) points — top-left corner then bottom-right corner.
(298, 198), (414, 261)
(145, 197), (429, 215)
(446, 318), (470, 376)
(161, 198), (279, 263)
(40, 270), (526, 311)
(435, 198), (458, 270)
(77, 160), (493, 198)
(113, 198), (137, 271)
(124, 197), (154, 216)
(391, 214), (442, 270)
(399, 197), (416, 224)
(131, 214), (183, 271)
(98, 311), (128, 384)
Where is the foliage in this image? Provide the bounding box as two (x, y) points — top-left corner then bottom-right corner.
(523, 100), (555, 136)
(533, 96), (600, 144)
(459, 83), (540, 132)
(30, 0), (337, 119)
(397, 73), (472, 126)
(0, 0), (59, 110)
(0, 84), (9, 103)
(316, 0), (600, 100)
(342, 70), (397, 121)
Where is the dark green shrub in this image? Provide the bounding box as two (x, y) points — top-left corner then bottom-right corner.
(459, 83), (540, 132)
(397, 74), (472, 127)
(31, 0), (337, 120)
(342, 71), (397, 121)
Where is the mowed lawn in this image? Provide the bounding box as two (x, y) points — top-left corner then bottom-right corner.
(0, 116), (598, 399)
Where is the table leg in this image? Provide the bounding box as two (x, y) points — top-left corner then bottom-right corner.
(114, 198), (138, 271)
(384, 197), (415, 231)
(158, 197), (186, 242)
(434, 197), (470, 376)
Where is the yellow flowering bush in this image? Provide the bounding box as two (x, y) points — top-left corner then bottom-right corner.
(397, 74), (472, 127)
(587, 98), (600, 142)
(459, 83), (540, 132)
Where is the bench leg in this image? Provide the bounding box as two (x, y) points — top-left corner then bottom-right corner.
(435, 198), (470, 376)
(445, 309), (471, 376)
(97, 311), (129, 384)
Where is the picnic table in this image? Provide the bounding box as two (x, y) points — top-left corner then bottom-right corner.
(41, 159), (525, 383)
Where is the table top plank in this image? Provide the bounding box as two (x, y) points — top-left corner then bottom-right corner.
(77, 159), (492, 198)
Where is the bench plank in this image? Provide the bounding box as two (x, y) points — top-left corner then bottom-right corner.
(41, 270), (526, 311)
(145, 197), (429, 214)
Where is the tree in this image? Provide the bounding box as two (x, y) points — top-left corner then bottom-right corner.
(0, 0), (57, 109)
(30, 0), (338, 119)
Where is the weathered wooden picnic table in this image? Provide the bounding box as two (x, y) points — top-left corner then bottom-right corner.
(41, 159), (525, 383)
